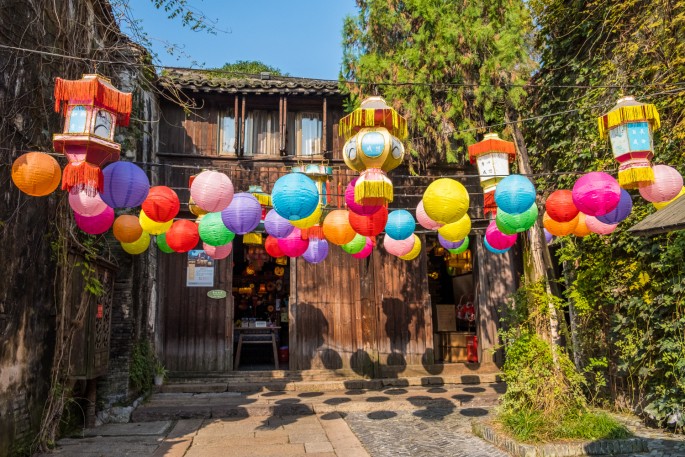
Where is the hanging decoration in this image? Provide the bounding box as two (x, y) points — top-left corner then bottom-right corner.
(291, 164), (334, 207)
(341, 233), (367, 254)
(73, 206), (114, 235)
(221, 192), (262, 235)
(322, 210), (357, 246)
(11, 152), (62, 197)
(352, 237), (374, 259)
(155, 233), (176, 253)
(69, 190), (109, 216)
(303, 237), (329, 264)
(101, 161), (150, 209)
(543, 211), (579, 237)
(596, 189), (633, 224)
(113, 214), (143, 243)
(422, 178), (469, 224)
(638, 164), (683, 203)
(383, 234), (416, 257)
(165, 219), (199, 253)
(572, 213), (592, 237)
(545, 190), (579, 223)
(264, 209), (294, 239)
(468, 133), (516, 216)
(654, 187), (685, 210)
(416, 200), (442, 230)
(437, 214), (472, 243)
(447, 236), (470, 255)
(204, 242), (232, 260)
(348, 206), (388, 237)
(399, 235), (422, 260)
(585, 216), (618, 235)
(265, 235), (286, 258)
(121, 231), (151, 255)
(142, 186), (180, 222)
(345, 177), (383, 215)
(495, 204), (538, 235)
(190, 170), (234, 212)
(271, 172), (320, 221)
(484, 237), (509, 254)
(494, 174), (536, 215)
(290, 204), (322, 229)
(139, 210), (173, 235)
(385, 210), (416, 241)
(485, 221), (518, 251)
(277, 227), (309, 257)
(199, 212), (235, 246)
(571, 172), (621, 216)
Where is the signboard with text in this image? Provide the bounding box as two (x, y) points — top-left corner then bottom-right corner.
(186, 250), (215, 287)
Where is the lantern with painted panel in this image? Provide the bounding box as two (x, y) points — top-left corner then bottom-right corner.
(467, 133), (516, 216)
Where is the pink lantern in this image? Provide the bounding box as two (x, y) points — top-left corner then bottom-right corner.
(638, 165), (683, 203)
(203, 242), (232, 260)
(585, 216), (618, 235)
(352, 237), (374, 259)
(73, 206), (114, 235)
(485, 220), (517, 250)
(277, 227), (309, 257)
(190, 170), (234, 212)
(383, 234), (416, 257)
(572, 172), (621, 216)
(416, 200), (442, 230)
(345, 178), (383, 215)
(69, 190), (108, 216)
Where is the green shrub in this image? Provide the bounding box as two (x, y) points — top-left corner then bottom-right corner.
(129, 340), (155, 392)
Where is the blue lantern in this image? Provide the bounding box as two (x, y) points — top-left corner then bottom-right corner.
(385, 209), (415, 241)
(101, 161), (150, 208)
(494, 174), (536, 215)
(272, 172), (320, 221)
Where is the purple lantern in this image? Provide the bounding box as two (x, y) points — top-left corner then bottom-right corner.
(438, 233), (464, 250)
(101, 161), (150, 209)
(346, 178), (383, 215)
(277, 228), (309, 257)
(572, 172), (620, 217)
(596, 189), (632, 224)
(544, 228), (554, 244)
(485, 220), (517, 250)
(352, 237), (374, 259)
(302, 238), (329, 264)
(221, 192), (262, 235)
(264, 209), (294, 238)
(73, 206), (114, 235)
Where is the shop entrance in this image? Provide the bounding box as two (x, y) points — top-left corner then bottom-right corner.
(231, 235), (290, 371)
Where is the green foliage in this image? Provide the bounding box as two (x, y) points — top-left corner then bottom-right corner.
(219, 60), (285, 76)
(130, 340), (155, 393)
(150, 0), (218, 33)
(74, 236), (104, 298)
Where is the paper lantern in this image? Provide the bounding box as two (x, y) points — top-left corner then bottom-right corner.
(302, 238), (329, 264)
(468, 133), (516, 215)
(585, 216), (618, 235)
(399, 235), (422, 260)
(74, 206), (114, 235)
(572, 212), (591, 237)
(416, 200), (442, 230)
(495, 174), (536, 215)
(190, 170), (234, 212)
(199, 212), (235, 246)
(596, 189), (633, 224)
(346, 178), (383, 215)
(422, 178), (469, 224)
(339, 95), (408, 141)
(352, 237), (374, 259)
(384, 234), (416, 256)
(142, 186), (180, 222)
(165, 219), (199, 253)
(264, 209), (294, 238)
(544, 229), (553, 244)
(496, 203), (538, 235)
(203, 242), (232, 260)
(121, 231), (151, 255)
(654, 187), (685, 210)
(485, 221), (518, 250)
(113, 214), (143, 243)
(342, 233), (367, 254)
(221, 192), (261, 235)
(322, 210), (357, 245)
(11, 152), (61, 196)
(543, 211), (578, 237)
(448, 236), (470, 255)
(437, 214), (472, 242)
(277, 227), (309, 257)
(272, 172), (319, 221)
(545, 190), (578, 223)
(638, 165), (683, 203)
(385, 210), (415, 241)
(349, 206), (388, 237)
(155, 234), (176, 253)
(101, 161), (149, 208)
(69, 191), (108, 216)
(572, 172), (620, 216)
(290, 204), (322, 229)
(484, 237), (509, 254)
(139, 210), (173, 235)
(265, 235), (286, 258)
(439, 234), (464, 250)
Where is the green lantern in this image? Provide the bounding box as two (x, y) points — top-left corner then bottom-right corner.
(199, 212), (236, 246)
(341, 233), (367, 254)
(447, 236), (469, 255)
(496, 203), (538, 235)
(155, 233), (175, 253)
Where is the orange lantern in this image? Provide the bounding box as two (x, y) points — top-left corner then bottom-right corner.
(11, 152), (62, 197)
(322, 210), (356, 246)
(543, 211), (579, 237)
(112, 215), (144, 243)
(572, 212), (591, 237)
(348, 206), (388, 237)
(545, 190), (579, 223)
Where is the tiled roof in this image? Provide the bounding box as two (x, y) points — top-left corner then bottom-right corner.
(159, 68), (341, 96)
(628, 195), (685, 236)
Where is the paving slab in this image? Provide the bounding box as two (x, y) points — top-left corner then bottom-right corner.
(82, 420), (172, 437)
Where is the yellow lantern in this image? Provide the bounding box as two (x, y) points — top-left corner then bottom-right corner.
(121, 231), (151, 255)
(399, 235), (422, 260)
(139, 209), (173, 235)
(437, 214), (472, 242)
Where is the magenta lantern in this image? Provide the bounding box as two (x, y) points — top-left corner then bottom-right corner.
(69, 190), (108, 216)
(638, 165), (684, 203)
(74, 206), (114, 235)
(203, 242), (232, 260)
(221, 192), (262, 235)
(346, 178), (383, 215)
(264, 209), (294, 238)
(572, 172), (621, 216)
(190, 170), (234, 212)
(302, 238), (329, 264)
(485, 220), (517, 250)
(383, 234), (416, 257)
(277, 227), (309, 257)
(416, 200), (442, 230)
(585, 216), (618, 235)
(352, 237), (374, 259)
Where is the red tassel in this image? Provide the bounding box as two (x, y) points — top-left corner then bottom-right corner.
(484, 191), (497, 216)
(61, 162), (104, 196)
(54, 77), (132, 126)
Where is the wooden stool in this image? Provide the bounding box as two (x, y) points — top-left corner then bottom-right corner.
(234, 329), (279, 370)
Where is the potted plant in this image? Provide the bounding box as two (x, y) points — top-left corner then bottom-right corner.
(153, 360), (167, 386)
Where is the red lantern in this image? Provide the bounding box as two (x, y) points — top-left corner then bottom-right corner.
(142, 186), (180, 222)
(265, 235), (285, 258)
(349, 206), (388, 237)
(165, 220), (199, 253)
(545, 190), (579, 223)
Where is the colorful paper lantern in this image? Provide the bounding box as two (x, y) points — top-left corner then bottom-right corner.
(495, 174), (536, 215)
(654, 187), (685, 210)
(352, 237), (374, 259)
(221, 192), (262, 235)
(495, 203), (538, 235)
(545, 190), (578, 223)
(439, 234), (464, 250)
(384, 234), (416, 257)
(272, 172), (319, 221)
(142, 186), (180, 222)
(165, 219), (200, 253)
(322, 210), (357, 245)
(416, 200), (442, 230)
(155, 234), (176, 253)
(302, 238), (329, 264)
(638, 165), (683, 203)
(277, 227), (309, 257)
(121, 231), (151, 255)
(345, 178), (383, 215)
(203, 242), (232, 260)
(399, 235), (422, 260)
(544, 229), (553, 244)
(69, 190), (108, 216)
(11, 152), (61, 197)
(385, 210), (415, 241)
(101, 161), (150, 208)
(437, 214), (472, 242)
(265, 235), (286, 258)
(572, 172), (621, 217)
(74, 206), (114, 235)
(341, 233), (367, 254)
(199, 212), (235, 246)
(468, 133), (516, 216)
(572, 212), (591, 237)
(349, 206), (388, 237)
(139, 210), (173, 235)
(290, 204), (322, 229)
(113, 214), (143, 243)
(190, 170), (234, 212)
(264, 209), (294, 238)
(543, 211), (578, 237)
(596, 189), (633, 224)
(485, 221), (518, 250)
(585, 216), (618, 235)
(422, 178), (469, 224)
(484, 237), (509, 254)
(447, 236), (470, 255)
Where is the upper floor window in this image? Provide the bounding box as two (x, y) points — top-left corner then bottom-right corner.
(245, 110), (279, 156)
(219, 109), (236, 155)
(93, 110), (114, 139)
(67, 105), (88, 133)
(286, 112), (322, 156)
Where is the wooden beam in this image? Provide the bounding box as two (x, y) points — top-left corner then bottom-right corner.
(322, 97), (328, 156)
(240, 95), (246, 156)
(233, 96), (239, 154)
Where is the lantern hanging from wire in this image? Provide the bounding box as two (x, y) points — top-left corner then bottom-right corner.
(11, 152), (62, 197)
(468, 133), (516, 216)
(291, 164), (334, 207)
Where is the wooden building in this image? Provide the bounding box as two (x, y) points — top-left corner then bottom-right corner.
(154, 69), (519, 378)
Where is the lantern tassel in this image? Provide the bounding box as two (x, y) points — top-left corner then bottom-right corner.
(354, 179), (393, 204)
(598, 104), (661, 139)
(618, 166), (655, 190)
(61, 162), (104, 196)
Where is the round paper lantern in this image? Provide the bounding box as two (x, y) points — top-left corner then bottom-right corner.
(121, 231), (151, 255)
(484, 237), (509, 254)
(221, 193), (262, 235)
(572, 172), (620, 216)
(399, 235), (422, 260)
(291, 204), (322, 229)
(69, 191), (108, 216)
(448, 236), (470, 255)
(265, 235), (286, 258)
(385, 210), (416, 241)
(654, 187), (685, 210)
(485, 221), (518, 250)
(323, 210), (357, 245)
(495, 174), (536, 215)
(346, 178), (383, 215)
(113, 214), (143, 243)
(543, 211), (578, 237)
(11, 152), (61, 196)
(544, 229), (553, 244)
(142, 186), (180, 222)
(439, 234), (464, 250)
(639, 165), (684, 203)
(190, 170), (234, 212)
(139, 210), (173, 235)
(155, 234), (176, 253)
(302, 238), (329, 264)
(596, 189), (632, 224)
(203, 242), (232, 260)
(199, 212), (235, 246)
(342, 233), (367, 254)
(422, 178), (469, 224)
(101, 161), (150, 209)
(384, 234), (416, 257)
(585, 216), (618, 235)
(496, 203), (538, 235)
(277, 227), (309, 257)
(572, 212), (591, 237)
(349, 206), (388, 237)
(545, 190), (578, 223)
(437, 214), (471, 242)
(272, 173), (319, 221)
(352, 237), (374, 259)
(416, 200), (442, 230)
(264, 209), (294, 238)
(74, 206), (114, 235)
(165, 219), (200, 253)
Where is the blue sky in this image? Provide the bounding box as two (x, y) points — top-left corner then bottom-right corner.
(127, 1), (359, 79)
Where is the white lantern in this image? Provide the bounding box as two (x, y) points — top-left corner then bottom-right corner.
(467, 133), (516, 215)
